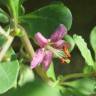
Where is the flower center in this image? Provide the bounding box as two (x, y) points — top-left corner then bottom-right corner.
(46, 44), (71, 64)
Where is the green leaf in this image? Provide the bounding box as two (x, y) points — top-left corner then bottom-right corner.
(64, 34), (75, 52)
(0, 60), (19, 94)
(83, 65), (93, 74)
(18, 64), (34, 86)
(19, 5), (25, 16)
(0, 48), (19, 94)
(67, 78), (96, 95)
(61, 87), (85, 96)
(0, 0), (20, 20)
(90, 26), (96, 54)
(19, 3), (72, 37)
(73, 34), (94, 66)
(0, 8), (9, 23)
(47, 62), (56, 81)
(2, 79), (61, 96)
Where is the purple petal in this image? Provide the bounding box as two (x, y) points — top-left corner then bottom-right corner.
(53, 40), (65, 49)
(42, 51), (53, 70)
(35, 32), (48, 47)
(50, 24), (67, 42)
(31, 49), (45, 69)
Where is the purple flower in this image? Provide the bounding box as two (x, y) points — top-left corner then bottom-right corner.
(42, 51), (53, 70)
(31, 24), (70, 70)
(31, 49), (45, 69)
(50, 24), (67, 42)
(31, 49), (53, 70)
(35, 32), (48, 47)
(35, 24), (67, 49)
(53, 40), (65, 49)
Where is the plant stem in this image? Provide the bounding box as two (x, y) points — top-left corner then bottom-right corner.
(0, 15), (18, 62)
(0, 36), (14, 61)
(20, 27), (34, 57)
(62, 72), (95, 81)
(0, 26), (9, 38)
(59, 72), (96, 87)
(20, 27), (52, 84)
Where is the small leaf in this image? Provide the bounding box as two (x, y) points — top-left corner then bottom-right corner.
(18, 64), (34, 86)
(64, 34), (75, 52)
(47, 62), (56, 81)
(19, 3), (72, 37)
(73, 34), (94, 66)
(90, 26), (96, 54)
(67, 78), (96, 95)
(83, 65), (93, 74)
(0, 8), (9, 23)
(0, 60), (19, 94)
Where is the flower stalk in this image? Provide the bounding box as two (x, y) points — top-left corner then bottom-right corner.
(61, 72), (96, 82)
(20, 27), (34, 57)
(20, 26), (51, 83)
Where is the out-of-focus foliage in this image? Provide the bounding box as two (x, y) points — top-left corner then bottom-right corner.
(19, 3), (72, 37)
(0, 49), (19, 94)
(61, 78), (96, 96)
(18, 64), (34, 86)
(1, 80), (61, 96)
(90, 26), (96, 54)
(0, 0), (96, 96)
(0, 8), (9, 23)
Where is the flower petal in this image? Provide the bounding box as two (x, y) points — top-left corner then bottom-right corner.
(35, 32), (48, 47)
(42, 51), (53, 70)
(53, 40), (65, 49)
(31, 49), (45, 69)
(50, 24), (67, 42)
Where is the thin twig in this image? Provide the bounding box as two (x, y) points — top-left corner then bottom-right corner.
(20, 27), (34, 57)
(62, 72), (95, 81)
(0, 36), (14, 61)
(0, 26), (9, 38)
(20, 26), (51, 83)
(0, 26), (14, 61)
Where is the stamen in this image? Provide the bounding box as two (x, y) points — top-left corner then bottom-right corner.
(63, 45), (71, 58)
(46, 45), (65, 58)
(60, 58), (70, 64)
